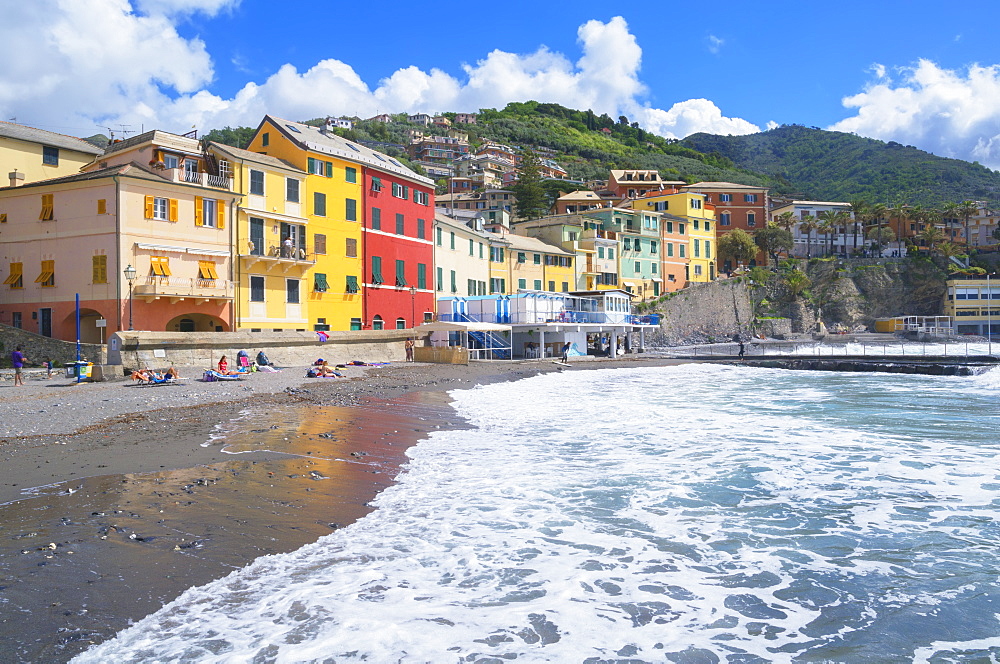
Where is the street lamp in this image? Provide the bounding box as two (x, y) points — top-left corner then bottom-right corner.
(123, 264), (137, 331)
(409, 285), (417, 328)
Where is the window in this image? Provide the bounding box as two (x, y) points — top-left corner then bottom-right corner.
(451, 270), (457, 293)
(650, 241), (658, 254)
(150, 256), (171, 276)
(691, 199), (702, 210)
(705, 241), (711, 259)
(39, 193), (54, 221)
(346, 198), (358, 221)
(518, 278), (527, 290)
(667, 243), (674, 257)
(36, 260), (55, 287)
(548, 280), (555, 291)
(314, 273), (329, 292)
(97, 199), (107, 215)
(414, 190), (430, 205)
(694, 239), (701, 258)
(307, 158), (332, 177)
(635, 261), (641, 272)
(652, 262), (658, 274)
(562, 282), (569, 292)
(92, 255), (107, 284)
(153, 197), (168, 220)
(705, 222), (711, 232)
(250, 276), (265, 302)
(249, 218), (265, 255)
(396, 317), (406, 330)
(635, 239), (642, 252)
(4, 262), (23, 289)
(261, 132), (269, 147)
(608, 248), (614, 259)
(345, 166), (358, 183)
(533, 253), (541, 265)
(197, 198), (219, 228)
(533, 279), (542, 290)
(346, 275), (360, 293)
(678, 223), (686, 235)
(343, 237), (356, 257)
(42, 146), (59, 166)
(665, 221), (673, 233)
(747, 213), (756, 228)
(490, 247), (505, 262)
(314, 192), (326, 216)
(517, 252), (526, 263)
(286, 278), (300, 303)
(679, 244), (686, 258)
(417, 263), (427, 289)
(720, 213), (731, 226)
(350, 317), (362, 331)
(163, 154), (179, 169)
(198, 261), (219, 280)
(250, 170), (265, 196)
(490, 277), (505, 293)
(395, 260), (407, 286)
(396, 213), (405, 235)
(720, 193), (732, 202)
(436, 227), (443, 246)
(372, 315), (384, 330)
(286, 178), (300, 203)
(392, 182), (409, 199)
(417, 218), (426, 239)
(598, 247), (605, 259)
(694, 220), (700, 231)
(624, 238), (631, 251)
(694, 265), (703, 276)
(744, 194), (758, 203)
(371, 256), (383, 284)
(437, 266), (443, 291)
(11, 312), (20, 327)
(371, 177), (383, 192)
(371, 207), (381, 230)
(450, 232), (455, 250)
(469, 238), (475, 256)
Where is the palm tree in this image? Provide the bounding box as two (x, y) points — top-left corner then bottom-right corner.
(849, 200), (869, 254)
(774, 211), (796, 232)
(957, 200), (979, 256)
(817, 210), (838, 257)
(888, 202), (909, 246)
(799, 214), (818, 258)
(918, 225), (945, 254)
(869, 203), (888, 255)
(941, 201), (959, 243)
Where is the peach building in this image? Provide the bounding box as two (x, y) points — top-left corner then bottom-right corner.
(0, 130), (239, 342)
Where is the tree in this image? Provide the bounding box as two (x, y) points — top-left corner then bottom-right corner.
(201, 126), (256, 149)
(754, 225), (794, 266)
(869, 203), (888, 255)
(511, 150), (548, 220)
(918, 225), (945, 254)
(817, 210), (844, 257)
(774, 211), (796, 232)
(799, 214), (818, 258)
(867, 225), (896, 252)
(957, 200), (979, 253)
(717, 228), (759, 271)
(784, 269), (811, 298)
(849, 200), (869, 253)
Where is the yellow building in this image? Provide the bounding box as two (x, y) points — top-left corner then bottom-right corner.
(0, 121), (103, 187)
(633, 192), (716, 282)
(245, 116), (364, 331)
(208, 142), (310, 331)
(945, 278), (1000, 336)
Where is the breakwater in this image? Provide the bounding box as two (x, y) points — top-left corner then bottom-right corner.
(716, 354), (999, 376)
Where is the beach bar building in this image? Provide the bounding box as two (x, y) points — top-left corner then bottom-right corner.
(427, 289), (658, 360)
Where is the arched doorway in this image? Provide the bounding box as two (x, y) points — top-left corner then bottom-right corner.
(62, 308), (108, 344)
(166, 313), (228, 332)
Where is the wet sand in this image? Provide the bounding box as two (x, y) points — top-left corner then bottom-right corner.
(0, 357), (683, 661)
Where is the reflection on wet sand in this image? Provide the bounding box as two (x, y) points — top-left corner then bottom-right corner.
(0, 390), (459, 663)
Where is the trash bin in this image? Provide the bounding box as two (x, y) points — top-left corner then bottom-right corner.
(64, 361), (92, 379)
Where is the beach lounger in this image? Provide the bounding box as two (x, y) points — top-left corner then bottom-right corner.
(203, 370), (247, 382)
(131, 371), (181, 386)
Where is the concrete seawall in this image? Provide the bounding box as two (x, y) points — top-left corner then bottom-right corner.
(714, 355), (999, 376)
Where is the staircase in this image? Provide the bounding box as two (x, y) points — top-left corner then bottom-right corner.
(468, 330), (510, 359)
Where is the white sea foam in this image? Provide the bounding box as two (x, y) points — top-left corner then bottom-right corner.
(76, 364), (1000, 662)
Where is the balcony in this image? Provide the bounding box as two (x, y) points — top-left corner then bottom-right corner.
(436, 311), (659, 326)
(241, 246), (317, 273)
(161, 168), (232, 190)
(133, 276), (234, 303)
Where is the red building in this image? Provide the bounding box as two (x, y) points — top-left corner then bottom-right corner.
(362, 167), (436, 329)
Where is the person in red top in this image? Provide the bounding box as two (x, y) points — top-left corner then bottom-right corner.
(218, 355), (229, 373)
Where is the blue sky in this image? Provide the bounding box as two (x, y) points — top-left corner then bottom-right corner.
(4, 0), (1000, 167)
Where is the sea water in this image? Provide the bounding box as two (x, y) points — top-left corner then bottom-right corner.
(76, 364), (1000, 663)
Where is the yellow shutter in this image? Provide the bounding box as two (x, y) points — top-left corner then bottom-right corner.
(160, 257), (171, 276)
(39, 194), (53, 221)
(92, 255), (108, 283)
(0, 213), (7, 223)
(97, 199), (106, 215)
(144, 195), (154, 218)
(36, 259), (54, 285)
(206, 262), (219, 279)
(198, 261), (219, 279)
(168, 198), (178, 222)
(216, 199), (225, 229)
(194, 196), (203, 226)
(3, 262), (22, 285)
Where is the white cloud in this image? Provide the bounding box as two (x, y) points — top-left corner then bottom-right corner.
(707, 35), (724, 55)
(830, 59), (1000, 168)
(0, 8), (759, 144)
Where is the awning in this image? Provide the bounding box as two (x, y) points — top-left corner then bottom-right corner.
(417, 321), (512, 333)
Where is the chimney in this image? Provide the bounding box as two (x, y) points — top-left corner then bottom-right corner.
(8, 170), (24, 187)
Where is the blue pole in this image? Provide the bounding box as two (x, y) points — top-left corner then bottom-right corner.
(75, 293), (81, 383)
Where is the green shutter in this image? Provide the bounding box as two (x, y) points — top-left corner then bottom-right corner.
(371, 256), (383, 284)
(314, 273), (329, 292)
(417, 263), (427, 289)
(346, 275), (359, 293)
(325, 161), (333, 178)
(346, 198), (357, 222)
(395, 259), (407, 286)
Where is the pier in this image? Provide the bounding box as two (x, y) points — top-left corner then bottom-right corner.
(708, 355), (999, 376)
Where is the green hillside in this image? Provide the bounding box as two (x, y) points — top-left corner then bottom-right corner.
(680, 125), (1000, 206)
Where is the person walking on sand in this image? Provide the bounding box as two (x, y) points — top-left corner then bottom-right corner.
(404, 338), (415, 362)
(45, 358), (53, 379)
(561, 342), (570, 363)
(11, 346), (27, 386)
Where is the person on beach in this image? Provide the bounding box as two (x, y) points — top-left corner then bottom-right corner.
(45, 358), (53, 379)
(218, 355), (229, 373)
(404, 338), (415, 362)
(561, 342), (570, 363)
(11, 346), (26, 386)
(738, 340), (746, 360)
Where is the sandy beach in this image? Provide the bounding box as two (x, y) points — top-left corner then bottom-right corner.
(0, 356), (684, 662)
